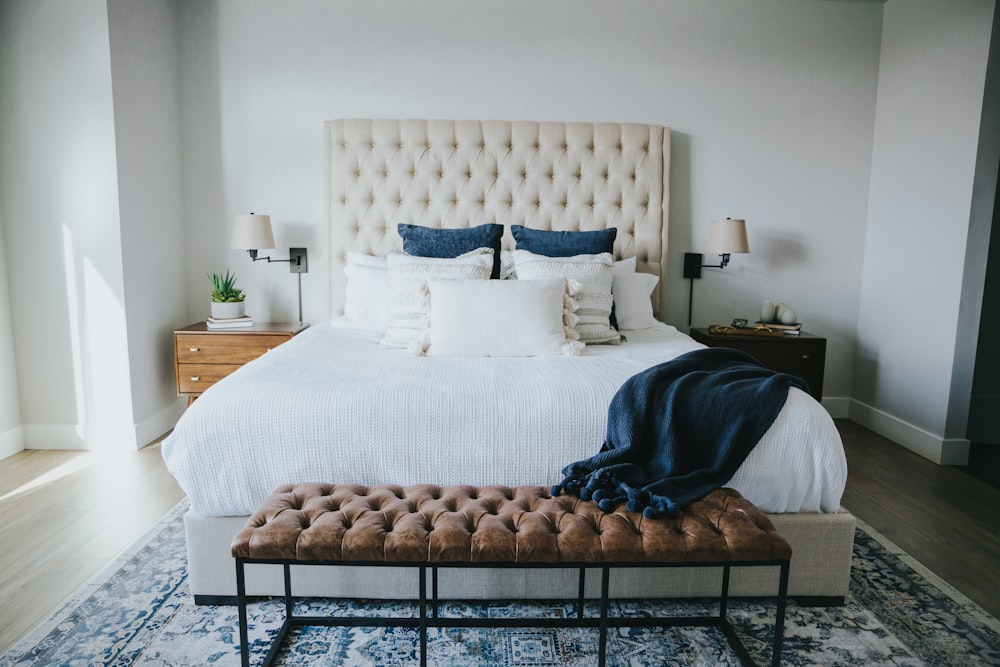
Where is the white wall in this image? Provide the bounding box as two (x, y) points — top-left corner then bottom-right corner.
(2, 0), (994, 463)
(853, 0), (998, 463)
(107, 0), (189, 446)
(178, 0), (884, 407)
(0, 204), (22, 460)
(0, 0), (135, 450)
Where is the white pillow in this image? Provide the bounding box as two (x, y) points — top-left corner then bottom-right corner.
(424, 277), (583, 357)
(343, 252), (389, 330)
(614, 255), (637, 276)
(504, 253), (632, 281)
(513, 249), (620, 344)
(612, 272), (660, 330)
(380, 248), (494, 350)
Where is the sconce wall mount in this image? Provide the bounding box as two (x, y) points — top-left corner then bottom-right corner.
(231, 213), (309, 323)
(684, 218), (750, 326)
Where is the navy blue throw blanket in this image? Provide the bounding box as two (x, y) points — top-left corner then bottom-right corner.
(552, 347), (809, 518)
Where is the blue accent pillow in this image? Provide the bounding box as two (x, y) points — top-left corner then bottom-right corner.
(511, 225), (616, 257)
(398, 223), (504, 279)
(512, 225), (620, 329)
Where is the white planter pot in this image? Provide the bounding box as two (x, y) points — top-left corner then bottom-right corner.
(210, 301), (245, 319)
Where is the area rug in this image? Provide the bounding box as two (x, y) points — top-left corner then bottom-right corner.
(1, 500), (998, 666)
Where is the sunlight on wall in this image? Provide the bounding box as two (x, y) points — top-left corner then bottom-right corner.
(83, 257), (134, 451)
(63, 224), (135, 452)
(62, 224), (87, 443)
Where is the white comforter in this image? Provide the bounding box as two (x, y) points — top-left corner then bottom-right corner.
(162, 320), (847, 517)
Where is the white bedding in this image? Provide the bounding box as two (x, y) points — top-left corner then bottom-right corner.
(162, 320), (847, 517)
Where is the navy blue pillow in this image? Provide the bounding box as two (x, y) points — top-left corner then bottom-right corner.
(511, 225), (616, 257)
(512, 225), (620, 330)
(398, 223), (504, 279)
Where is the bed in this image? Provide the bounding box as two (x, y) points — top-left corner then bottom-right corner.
(163, 119), (855, 604)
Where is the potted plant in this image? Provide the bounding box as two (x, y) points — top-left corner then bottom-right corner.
(209, 270), (246, 319)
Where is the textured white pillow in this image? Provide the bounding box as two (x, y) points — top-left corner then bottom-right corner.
(424, 277), (582, 357)
(612, 271), (660, 330)
(343, 252), (389, 330)
(380, 248), (494, 350)
(505, 254), (632, 281)
(513, 249), (620, 344)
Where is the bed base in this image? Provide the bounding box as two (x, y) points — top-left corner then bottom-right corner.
(185, 508), (855, 604)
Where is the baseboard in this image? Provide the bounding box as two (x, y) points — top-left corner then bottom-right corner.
(22, 424), (88, 450)
(0, 424), (24, 460)
(20, 399), (187, 452)
(820, 397), (850, 419)
(134, 398), (186, 448)
(848, 399), (970, 465)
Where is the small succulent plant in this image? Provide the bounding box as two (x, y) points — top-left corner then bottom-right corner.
(208, 270), (245, 303)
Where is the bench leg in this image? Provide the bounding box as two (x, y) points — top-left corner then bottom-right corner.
(598, 567), (610, 667)
(283, 564), (293, 619)
(236, 559), (250, 667)
(720, 563), (731, 620)
(419, 566), (428, 667)
(577, 567), (586, 619)
(772, 561), (790, 667)
(432, 566), (439, 619)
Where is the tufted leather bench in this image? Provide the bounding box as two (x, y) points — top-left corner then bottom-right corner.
(233, 483), (791, 667)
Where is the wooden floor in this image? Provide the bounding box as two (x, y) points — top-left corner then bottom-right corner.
(0, 442), (184, 654)
(0, 421), (998, 655)
(838, 420), (1000, 618)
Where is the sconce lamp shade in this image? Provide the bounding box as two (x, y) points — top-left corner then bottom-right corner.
(231, 213), (276, 250)
(705, 218), (750, 255)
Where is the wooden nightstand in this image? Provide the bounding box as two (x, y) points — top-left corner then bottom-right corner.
(174, 322), (308, 404)
(688, 327), (826, 401)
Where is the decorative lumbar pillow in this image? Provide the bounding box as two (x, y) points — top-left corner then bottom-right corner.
(511, 225), (616, 257)
(423, 276), (583, 357)
(343, 252), (390, 330)
(380, 248), (494, 350)
(612, 271), (660, 330)
(513, 249), (620, 344)
(398, 223), (504, 279)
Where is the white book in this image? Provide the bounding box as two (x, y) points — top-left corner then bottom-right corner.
(206, 320), (254, 329)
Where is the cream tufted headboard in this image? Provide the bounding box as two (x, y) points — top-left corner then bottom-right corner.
(326, 119), (670, 318)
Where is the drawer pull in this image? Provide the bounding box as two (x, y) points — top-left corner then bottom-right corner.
(189, 347), (199, 352)
(190, 376), (200, 382)
(801, 354), (811, 359)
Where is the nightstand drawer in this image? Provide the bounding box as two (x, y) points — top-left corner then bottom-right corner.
(734, 342), (825, 372)
(688, 327), (826, 401)
(175, 334), (290, 365)
(176, 364), (244, 393)
(173, 322), (308, 404)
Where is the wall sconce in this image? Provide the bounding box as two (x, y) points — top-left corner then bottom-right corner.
(682, 218), (750, 326)
(231, 213), (308, 323)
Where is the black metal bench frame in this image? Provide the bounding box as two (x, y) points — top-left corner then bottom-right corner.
(236, 557), (790, 667)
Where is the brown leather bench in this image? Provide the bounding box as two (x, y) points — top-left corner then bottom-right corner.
(233, 483), (791, 667)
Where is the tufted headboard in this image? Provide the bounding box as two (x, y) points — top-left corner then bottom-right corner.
(326, 119), (670, 318)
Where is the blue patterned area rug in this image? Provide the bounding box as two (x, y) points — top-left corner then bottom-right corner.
(2, 500), (998, 666)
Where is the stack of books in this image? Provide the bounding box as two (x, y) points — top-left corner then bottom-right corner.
(206, 314), (253, 329)
(756, 322), (803, 334)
